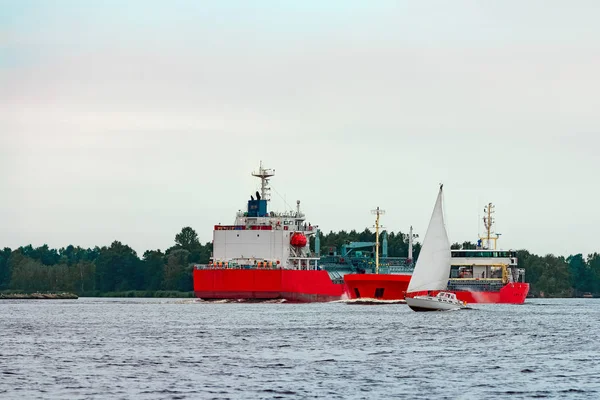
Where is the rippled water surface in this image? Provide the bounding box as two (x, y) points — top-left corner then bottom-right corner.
(1, 298), (599, 399)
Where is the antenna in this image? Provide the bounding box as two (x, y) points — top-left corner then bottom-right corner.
(371, 207), (386, 274)
(402, 225), (418, 265)
(408, 225), (414, 263)
(251, 161), (275, 201)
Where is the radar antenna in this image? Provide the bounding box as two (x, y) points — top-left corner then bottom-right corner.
(479, 202), (500, 249)
(251, 161), (275, 201)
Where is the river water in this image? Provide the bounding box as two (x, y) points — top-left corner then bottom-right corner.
(0, 298), (598, 399)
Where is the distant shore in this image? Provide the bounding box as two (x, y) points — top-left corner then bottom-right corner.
(0, 292), (78, 300)
(78, 290), (195, 298)
(0, 290), (195, 299)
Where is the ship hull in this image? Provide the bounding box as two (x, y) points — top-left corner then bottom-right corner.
(410, 282), (530, 304)
(343, 273), (412, 300)
(193, 269), (345, 303)
(445, 282), (530, 304)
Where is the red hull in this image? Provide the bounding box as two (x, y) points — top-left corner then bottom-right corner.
(194, 269), (530, 304)
(406, 282), (530, 304)
(193, 269), (345, 303)
(344, 274), (412, 300)
(448, 282), (530, 304)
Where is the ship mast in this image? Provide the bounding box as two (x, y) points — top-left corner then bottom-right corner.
(251, 161), (275, 201)
(408, 225), (414, 262)
(402, 225), (418, 265)
(371, 207), (385, 274)
(480, 202), (500, 249)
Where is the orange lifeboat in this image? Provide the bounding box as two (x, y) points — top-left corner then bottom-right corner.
(290, 232), (307, 247)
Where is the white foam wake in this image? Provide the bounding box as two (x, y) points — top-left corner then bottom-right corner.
(333, 298), (407, 305)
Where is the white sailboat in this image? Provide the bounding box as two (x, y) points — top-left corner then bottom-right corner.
(405, 184), (467, 312)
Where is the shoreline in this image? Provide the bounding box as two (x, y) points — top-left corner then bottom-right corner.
(0, 290), (194, 299)
(0, 292), (79, 300)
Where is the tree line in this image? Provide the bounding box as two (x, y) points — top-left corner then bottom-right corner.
(0, 227), (210, 296)
(1, 227), (599, 297)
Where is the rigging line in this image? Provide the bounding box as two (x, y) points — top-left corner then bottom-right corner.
(270, 184), (294, 212)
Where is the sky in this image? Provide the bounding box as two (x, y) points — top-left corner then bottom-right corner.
(1, 0), (599, 257)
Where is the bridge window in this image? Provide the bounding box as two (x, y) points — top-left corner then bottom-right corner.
(452, 251), (516, 258)
(374, 288), (385, 298)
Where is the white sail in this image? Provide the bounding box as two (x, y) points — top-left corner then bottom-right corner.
(406, 185), (451, 293)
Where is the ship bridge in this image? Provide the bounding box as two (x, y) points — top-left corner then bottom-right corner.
(450, 249), (524, 283)
(451, 249), (518, 267)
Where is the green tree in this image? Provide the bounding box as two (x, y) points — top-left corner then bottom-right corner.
(567, 254), (590, 295)
(450, 241), (477, 250)
(587, 253), (600, 295)
(0, 247), (12, 290)
(164, 249), (191, 291)
(95, 241), (141, 292)
(143, 250), (165, 290)
(175, 227), (200, 250)
(461, 241), (477, 250)
(536, 255), (572, 297)
(174, 227), (204, 262)
(76, 261), (96, 293)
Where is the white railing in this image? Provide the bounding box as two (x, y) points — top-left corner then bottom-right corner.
(236, 211), (306, 219)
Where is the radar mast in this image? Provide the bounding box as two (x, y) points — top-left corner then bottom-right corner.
(479, 203), (500, 249)
(371, 207), (385, 274)
(251, 161), (275, 201)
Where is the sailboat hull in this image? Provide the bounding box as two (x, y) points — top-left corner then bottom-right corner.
(405, 295), (465, 312)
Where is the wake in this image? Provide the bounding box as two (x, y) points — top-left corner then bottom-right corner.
(333, 298), (407, 305)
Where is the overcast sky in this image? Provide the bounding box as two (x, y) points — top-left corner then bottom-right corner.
(1, 0), (599, 257)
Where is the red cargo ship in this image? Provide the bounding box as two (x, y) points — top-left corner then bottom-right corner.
(442, 202), (529, 304)
(193, 162), (345, 302)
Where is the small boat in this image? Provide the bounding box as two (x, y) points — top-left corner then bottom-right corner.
(406, 291), (466, 312)
(405, 184), (467, 312)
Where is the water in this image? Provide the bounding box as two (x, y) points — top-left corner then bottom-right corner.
(1, 298), (599, 399)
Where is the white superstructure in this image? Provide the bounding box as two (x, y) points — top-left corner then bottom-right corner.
(209, 162), (320, 270)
